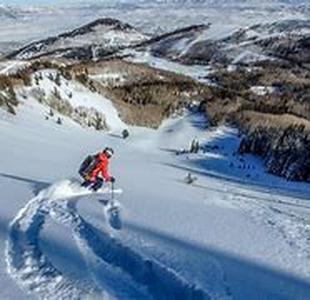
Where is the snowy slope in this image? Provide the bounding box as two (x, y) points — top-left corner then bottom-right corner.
(1, 94), (310, 299)
(0, 60), (30, 75)
(7, 18), (148, 60)
(17, 69), (127, 131)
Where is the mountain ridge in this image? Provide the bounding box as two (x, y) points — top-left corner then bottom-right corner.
(6, 18), (147, 61)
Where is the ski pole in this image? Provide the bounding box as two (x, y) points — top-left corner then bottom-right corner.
(111, 181), (115, 203)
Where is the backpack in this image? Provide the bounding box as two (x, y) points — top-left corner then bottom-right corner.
(79, 154), (98, 179)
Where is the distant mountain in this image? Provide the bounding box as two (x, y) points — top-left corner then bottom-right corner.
(7, 18), (148, 60)
(140, 18), (310, 66)
(117, 0), (309, 5)
(0, 5), (18, 20)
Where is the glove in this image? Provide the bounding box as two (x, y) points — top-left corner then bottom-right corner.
(110, 176), (115, 183)
(85, 174), (92, 181)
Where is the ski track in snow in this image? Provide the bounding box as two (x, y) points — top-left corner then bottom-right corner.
(187, 170), (310, 279)
(6, 180), (217, 300)
(5, 183), (100, 300)
(230, 193), (310, 265)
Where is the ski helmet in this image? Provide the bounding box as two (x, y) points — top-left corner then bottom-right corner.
(104, 147), (114, 158)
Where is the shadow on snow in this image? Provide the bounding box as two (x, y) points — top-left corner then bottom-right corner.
(0, 173), (50, 194)
(124, 221), (310, 300)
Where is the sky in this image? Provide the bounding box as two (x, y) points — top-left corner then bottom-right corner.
(0, 0), (104, 5)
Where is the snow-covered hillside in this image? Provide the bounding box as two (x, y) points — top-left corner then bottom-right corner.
(1, 91), (310, 299)
(16, 69), (127, 131)
(135, 18), (310, 66)
(7, 18), (148, 61)
(0, 1), (309, 298)
(1, 1), (309, 59)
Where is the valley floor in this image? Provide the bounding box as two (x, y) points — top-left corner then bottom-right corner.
(1, 98), (310, 299)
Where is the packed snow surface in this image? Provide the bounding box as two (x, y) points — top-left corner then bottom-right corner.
(1, 94), (310, 299)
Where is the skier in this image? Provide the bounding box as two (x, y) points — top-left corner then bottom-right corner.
(81, 147), (115, 191)
(184, 172), (197, 184)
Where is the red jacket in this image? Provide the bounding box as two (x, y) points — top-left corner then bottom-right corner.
(89, 152), (112, 182)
